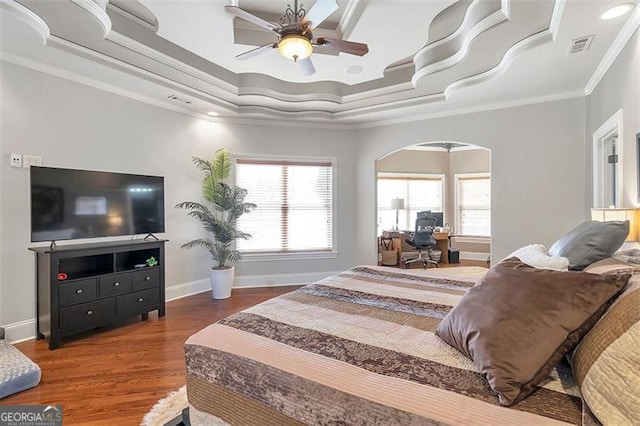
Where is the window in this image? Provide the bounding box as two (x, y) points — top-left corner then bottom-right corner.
(377, 173), (444, 232)
(455, 173), (491, 236)
(235, 158), (333, 253)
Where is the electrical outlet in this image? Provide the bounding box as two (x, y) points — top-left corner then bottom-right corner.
(10, 154), (22, 168)
(22, 155), (42, 168)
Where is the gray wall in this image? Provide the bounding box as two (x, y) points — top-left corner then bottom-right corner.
(0, 62), (358, 331)
(588, 28), (639, 208)
(355, 97), (589, 265)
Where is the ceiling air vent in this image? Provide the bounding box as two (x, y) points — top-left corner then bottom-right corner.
(567, 35), (594, 55)
(167, 95), (192, 105)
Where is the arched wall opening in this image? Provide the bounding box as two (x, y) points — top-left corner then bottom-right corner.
(374, 141), (492, 267)
(352, 97), (589, 267)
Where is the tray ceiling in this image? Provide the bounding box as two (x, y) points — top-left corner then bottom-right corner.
(1, 0), (638, 125)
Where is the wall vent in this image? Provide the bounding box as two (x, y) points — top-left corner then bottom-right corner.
(167, 95), (193, 105)
(567, 35), (594, 54)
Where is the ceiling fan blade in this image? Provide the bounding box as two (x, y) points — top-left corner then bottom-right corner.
(302, 0), (339, 30)
(298, 57), (316, 76)
(316, 37), (369, 56)
(225, 6), (280, 32)
(236, 43), (277, 60)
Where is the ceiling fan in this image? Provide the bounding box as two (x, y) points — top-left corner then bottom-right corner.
(225, 0), (369, 76)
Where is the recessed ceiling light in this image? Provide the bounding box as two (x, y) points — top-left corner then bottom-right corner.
(345, 65), (364, 75)
(600, 3), (633, 20)
(206, 111), (218, 116)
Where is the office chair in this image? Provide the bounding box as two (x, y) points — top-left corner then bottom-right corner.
(405, 217), (439, 268)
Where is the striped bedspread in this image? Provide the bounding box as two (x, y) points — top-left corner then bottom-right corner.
(185, 266), (583, 425)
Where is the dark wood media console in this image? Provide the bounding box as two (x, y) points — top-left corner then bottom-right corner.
(30, 239), (167, 349)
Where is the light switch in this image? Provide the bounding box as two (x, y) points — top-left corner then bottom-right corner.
(22, 155), (42, 168)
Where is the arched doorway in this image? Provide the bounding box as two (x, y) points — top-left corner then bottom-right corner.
(375, 141), (491, 267)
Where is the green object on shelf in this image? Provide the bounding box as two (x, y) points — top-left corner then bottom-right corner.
(146, 256), (158, 267)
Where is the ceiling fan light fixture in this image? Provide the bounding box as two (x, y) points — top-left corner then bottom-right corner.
(278, 34), (313, 62)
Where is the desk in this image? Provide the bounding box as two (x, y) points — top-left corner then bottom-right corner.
(381, 230), (449, 265)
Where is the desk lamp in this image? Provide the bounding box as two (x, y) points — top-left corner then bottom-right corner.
(390, 198), (404, 231)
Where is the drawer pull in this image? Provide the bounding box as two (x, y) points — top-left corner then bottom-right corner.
(138, 297), (144, 302)
(114, 282), (120, 287)
(87, 310), (93, 315)
(76, 289), (83, 294)
(145, 276), (151, 281)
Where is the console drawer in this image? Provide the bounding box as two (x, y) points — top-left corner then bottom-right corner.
(117, 288), (159, 314)
(59, 298), (116, 332)
(99, 272), (132, 297)
(132, 267), (160, 290)
(59, 278), (97, 307)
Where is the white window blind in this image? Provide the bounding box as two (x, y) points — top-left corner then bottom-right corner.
(456, 174), (491, 236)
(377, 175), (443, 232)
(235, 159), (333, 253)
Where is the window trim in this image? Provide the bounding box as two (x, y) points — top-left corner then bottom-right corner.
(454, 172), (491, 238)
(377, 172), (446, 231)
(232, 153), (338, 260)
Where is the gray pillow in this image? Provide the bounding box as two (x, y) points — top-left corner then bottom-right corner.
(548, 221), (629, 271)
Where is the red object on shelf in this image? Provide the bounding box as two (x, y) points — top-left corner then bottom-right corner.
(57, 272), (68, 281)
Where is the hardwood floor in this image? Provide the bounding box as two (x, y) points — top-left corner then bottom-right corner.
(5, 286), (300, 425)
(4, 260), (486, 425)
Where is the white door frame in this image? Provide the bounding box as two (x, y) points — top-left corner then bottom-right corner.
(592, 109), (623, 208)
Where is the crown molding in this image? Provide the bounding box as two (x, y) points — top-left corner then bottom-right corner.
(417, 0), (563, 100)
(354, 89), (585, 129)
(336, 92), (446, 120)
(0, 0), (50, 45)
(412, 0), (508, 86)
(236, 85), (342, 104)
(105, 31), (239, 96)
(549, 0), (566, 40)
(71, 0), (111, 38)
(584, 4), (640, 95)
(106, 2), (158, 33)
(0, 0), (620, 129)
(0, 50), (355, 130)
(338, 0), (366, 39)
(0, 50), (207, 118)
(444, 26), (553, 97)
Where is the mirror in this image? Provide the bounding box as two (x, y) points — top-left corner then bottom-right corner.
(593, 110), (623, 208)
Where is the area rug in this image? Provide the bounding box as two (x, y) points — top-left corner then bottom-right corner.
(141, 385), (188, 426)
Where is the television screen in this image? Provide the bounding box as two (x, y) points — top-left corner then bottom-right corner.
(30, 166), (165, 242)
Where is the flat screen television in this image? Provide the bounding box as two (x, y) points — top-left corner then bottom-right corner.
(30, 166), (165, 242)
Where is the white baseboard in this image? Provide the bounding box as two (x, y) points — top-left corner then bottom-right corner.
(165, 278), (211, 302)
(165, 270), (339, 300)
(233, 270), (339, 288)
(3, 319), (36, 344)
(460, 251), (491, 262)
(3, 271), (340, 344)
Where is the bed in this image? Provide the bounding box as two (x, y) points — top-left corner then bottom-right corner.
(184, 265), (591, 425)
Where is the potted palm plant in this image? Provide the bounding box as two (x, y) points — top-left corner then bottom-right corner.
(176, 149), (256, 299)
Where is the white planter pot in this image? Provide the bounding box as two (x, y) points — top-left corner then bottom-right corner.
(209, 266), (234, 299)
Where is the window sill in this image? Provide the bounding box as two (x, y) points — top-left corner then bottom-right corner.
(240, 251), (339, 262)
(451, 235), (491, 244)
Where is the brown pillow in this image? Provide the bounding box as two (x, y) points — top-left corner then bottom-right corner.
(436, 258), (630, 406)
